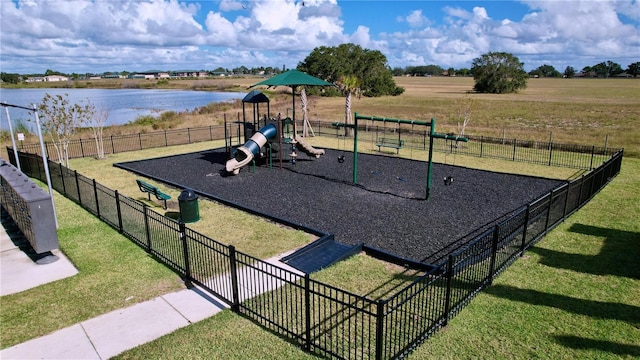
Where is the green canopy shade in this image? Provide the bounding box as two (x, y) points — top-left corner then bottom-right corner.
(251, 69), (334, 137)
(251, 69), (333, 88)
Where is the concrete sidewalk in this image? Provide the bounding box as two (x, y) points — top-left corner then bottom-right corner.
(0, 287), (228, 359)
(0, 215), (228, 359)
(0, 215), (78, 297)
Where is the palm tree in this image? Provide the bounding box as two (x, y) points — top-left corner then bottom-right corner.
(336, 75), (361, 137)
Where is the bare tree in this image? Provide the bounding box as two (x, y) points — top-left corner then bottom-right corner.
(88, 107), (108, 159)
(455, 96), (476, 138)
(38, 93), (95, 167)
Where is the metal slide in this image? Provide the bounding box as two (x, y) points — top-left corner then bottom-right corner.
(225, 123), (277, 175)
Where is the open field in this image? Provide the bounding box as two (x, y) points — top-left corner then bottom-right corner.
(2, 76), (639, 157)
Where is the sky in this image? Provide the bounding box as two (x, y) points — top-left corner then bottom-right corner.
(0, 0), (638, 74)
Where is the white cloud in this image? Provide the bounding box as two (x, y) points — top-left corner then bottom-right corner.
(443, 6), (472, 21)
(405, 10), (429, 29)
(385, 1), (639, 70)
(219, 1), (245, 12)
(616, 0), (640, 21)
(0, 0), (637, 73)
(204, 12), (239, 46)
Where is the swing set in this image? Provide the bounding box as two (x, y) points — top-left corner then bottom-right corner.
(332, 112), (468, 200)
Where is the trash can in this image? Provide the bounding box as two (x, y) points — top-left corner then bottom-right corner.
(178, 189), (199, 223)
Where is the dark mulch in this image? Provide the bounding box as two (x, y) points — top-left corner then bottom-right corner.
(115, 147), (564, 263)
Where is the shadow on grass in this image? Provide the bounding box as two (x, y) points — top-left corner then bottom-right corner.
(483, 285), (640, 326)
(528, 223), (640, 279)
(553, 335), (640, 357)
(361, 269), (427, 300)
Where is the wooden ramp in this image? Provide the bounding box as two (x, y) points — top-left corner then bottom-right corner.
(281, 235), (362, 274)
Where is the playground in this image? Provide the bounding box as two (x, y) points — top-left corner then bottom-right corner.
(115, 94), (563, 266)
(113, 80), (564, 268)
(116, 143), (563, 265)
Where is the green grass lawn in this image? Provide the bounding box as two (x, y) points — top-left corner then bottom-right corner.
(2, 143), (636, 359)
(114, 151), (638, 359)
(409, 157), (640, 359)
(0, 186), (185, 348)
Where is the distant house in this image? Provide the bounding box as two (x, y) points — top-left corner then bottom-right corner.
(44, 75), (69, 82)
(26, 75), (69, 82)
(102, 74), (127, 79)
(172, 70), (208, 78)
(128, 71), (169, 79)
(131, 73), (156, 79)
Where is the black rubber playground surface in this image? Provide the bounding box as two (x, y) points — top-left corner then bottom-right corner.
(115, 147), (564, 264)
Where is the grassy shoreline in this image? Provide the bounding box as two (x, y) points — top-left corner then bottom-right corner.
(2, 77), (638, 158)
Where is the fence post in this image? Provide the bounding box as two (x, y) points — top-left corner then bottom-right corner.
(111, 135), (115, 155)
(80, 139), (85, 158)
(179, 222), (193, 289)
(544, 190), (553, 234)
(423, 130), (427, 150)
(487, 225), (500, 285)
(589, 145), (595, 170)
(512, 139), (517, 161)
(138, 133), (143, 150)
(187, 128), (191, 144)
(304, 274), (311, 351)
(520, 204), (531, 254)
(480, 136), (484, 158)
(93, 178), (101, 218)
(577, 174), (585, 206)
(375, 299), (385, 360)
(164, 130), (168, 147)
(443, 255), (454, 326)
(548, 142), (553, 166)
(59, 163), (67, 195)
(115, 190), (123, 233)
(74, 170), (82, 205)
(143, 205), (151, 252)
(209, 125), (213, 140)
(37, 156), (44, 180)
(562, 185), (570, 220)
(228, 245), (240, 311)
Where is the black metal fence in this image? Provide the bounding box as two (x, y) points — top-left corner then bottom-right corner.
(311, 121), (615, 170)
(15, 125), (227, 160)
(7, 143), (623, 359)
(16, 121), (616, 170)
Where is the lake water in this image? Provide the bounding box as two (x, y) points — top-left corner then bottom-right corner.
(0, 88), (246, 130)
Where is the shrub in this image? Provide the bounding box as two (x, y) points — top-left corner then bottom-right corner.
(130, 115), (156, 126)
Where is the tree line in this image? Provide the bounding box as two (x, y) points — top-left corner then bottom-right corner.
(3, 51), (637, 85)
(392, 61), (639, 78)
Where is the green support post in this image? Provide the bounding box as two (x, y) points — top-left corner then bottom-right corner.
(340, 113), (469, 200)
(353, 114), (359, 184)
(427, 118), (435, 200)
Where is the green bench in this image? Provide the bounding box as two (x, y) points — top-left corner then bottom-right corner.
(136, 179), (171, 209)
(376, 138), (405, 153)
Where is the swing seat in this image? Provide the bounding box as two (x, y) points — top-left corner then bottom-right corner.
(376, 138), (405, 153)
